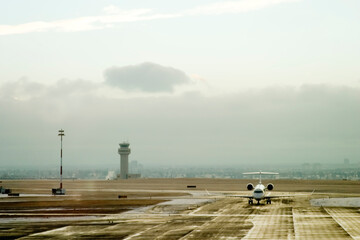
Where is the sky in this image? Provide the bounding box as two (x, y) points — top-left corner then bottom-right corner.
(0, 0), (360, 168)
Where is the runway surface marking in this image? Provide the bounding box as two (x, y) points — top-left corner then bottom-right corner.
(293, 207), (352, 239)
(325, 207), (360, 240)
(242, 204), (294, 239)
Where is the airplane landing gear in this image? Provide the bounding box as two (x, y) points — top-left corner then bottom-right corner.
(266, 199), (271, 204)
(248, 199), (253, 205)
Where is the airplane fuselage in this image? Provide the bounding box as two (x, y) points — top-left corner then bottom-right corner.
(253, 184), (266, 201)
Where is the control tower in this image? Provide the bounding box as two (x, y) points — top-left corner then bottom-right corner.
(118, 142), (131, 179)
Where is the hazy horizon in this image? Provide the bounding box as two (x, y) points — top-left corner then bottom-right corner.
(1, 0), (360, 168)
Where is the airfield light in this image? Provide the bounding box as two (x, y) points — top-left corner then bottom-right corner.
(58, 129), (65, 189)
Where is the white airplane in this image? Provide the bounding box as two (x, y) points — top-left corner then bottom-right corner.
(235, 171), (281, 205)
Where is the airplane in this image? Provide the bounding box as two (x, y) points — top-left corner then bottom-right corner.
(233, 171), (282, 205)
(205, 171), (312, 205)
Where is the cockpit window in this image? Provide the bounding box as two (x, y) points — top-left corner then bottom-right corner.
(254, 190), (263, 193)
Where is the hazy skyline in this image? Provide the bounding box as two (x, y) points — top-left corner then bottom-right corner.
(1, 0), (360, 167)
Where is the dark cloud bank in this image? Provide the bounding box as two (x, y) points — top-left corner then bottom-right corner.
(104, 62), (190, 92)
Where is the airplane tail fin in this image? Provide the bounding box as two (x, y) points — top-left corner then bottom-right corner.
(243, 171), (279, 184)
(243, 172), (279, 175)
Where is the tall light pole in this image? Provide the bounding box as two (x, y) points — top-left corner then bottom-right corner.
(58, 129), (65, 189)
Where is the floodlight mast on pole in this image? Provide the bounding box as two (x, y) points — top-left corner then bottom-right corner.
(58, 129), (65, 189)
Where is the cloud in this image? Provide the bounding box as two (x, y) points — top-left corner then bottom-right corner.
(1, 81), (359, 167)
(104, 62), (191, 92)
(186, 0), (300, 16)
(0, 77), (46, 101)
(0, 0), (300, 36)
(0, 8), (178, 35)
(0, 78), (98, 101)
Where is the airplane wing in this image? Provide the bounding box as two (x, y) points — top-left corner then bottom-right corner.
(205, 190), (314, 199)
(226, 195), (254, 198)
(225, 194), (292, 198)
(263, 192), (294, 198)
(264, 195), (292, 198)
(205, 190), (254, 198)
(264, 190), (316, 198)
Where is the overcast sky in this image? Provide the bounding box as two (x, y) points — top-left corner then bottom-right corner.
(1, 0), (360, 168)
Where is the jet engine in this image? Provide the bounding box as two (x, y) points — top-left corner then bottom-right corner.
(247, 183), (254, 191)
(267, 183), (274, 191)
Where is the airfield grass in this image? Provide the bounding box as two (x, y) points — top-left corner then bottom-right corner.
(3, 178), (360, 193)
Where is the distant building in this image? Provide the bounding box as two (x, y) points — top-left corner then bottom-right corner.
(128, 173), (141, 179)
(130, 160), (143, 174)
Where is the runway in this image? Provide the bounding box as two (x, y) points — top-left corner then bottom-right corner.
(1, 179), (360, 239)
(3, 195), (360, 239)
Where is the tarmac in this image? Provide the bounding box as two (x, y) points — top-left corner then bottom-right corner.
(1, 179), (360, 239)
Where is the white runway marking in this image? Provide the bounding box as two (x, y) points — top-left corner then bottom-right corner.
(324, 208), (358, 240)
(292, 208), (298, 240)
